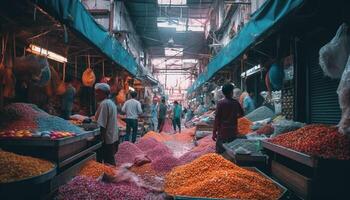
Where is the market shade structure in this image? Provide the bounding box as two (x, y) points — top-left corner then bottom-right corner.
(34, 0), (138, 76)
(187, 0), (304, 94)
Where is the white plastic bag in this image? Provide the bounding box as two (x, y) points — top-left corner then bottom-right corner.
(337, 56), (350, 135)
(319, 23), (350, 78)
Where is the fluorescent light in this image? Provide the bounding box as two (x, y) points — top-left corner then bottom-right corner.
(26, 44), (67, 63)
(158, 0), (186, 5)
(241, 64), (261, 78)
(129, 86), (135, 91)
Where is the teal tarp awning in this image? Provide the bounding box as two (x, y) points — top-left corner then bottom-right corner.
(36, 0), (138, 76)
(188, 0), (304, 93)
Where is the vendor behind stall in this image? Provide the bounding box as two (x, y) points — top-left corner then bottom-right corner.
(61, 76), (76, 119)
(94, 83), (118, 166)
(213, 83), (244, 153)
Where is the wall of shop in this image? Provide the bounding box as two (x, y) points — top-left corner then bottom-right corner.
(82, 0), (145, 68)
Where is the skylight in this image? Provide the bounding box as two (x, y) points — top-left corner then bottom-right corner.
(165, 48), (183, 57)
(157, 18), (205, 32)
(158, 0), (186, 5)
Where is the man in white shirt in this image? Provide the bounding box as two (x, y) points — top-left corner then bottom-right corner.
(122, 91), (142, 142)
(94, 83), (118, 166)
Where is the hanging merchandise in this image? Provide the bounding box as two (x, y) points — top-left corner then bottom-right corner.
(319, 23), (350, 79)
(269, 63), (284, 90)
(13, 55), (48, 83)
(116, 89), (126, 104)
(124, 77), (130, 94)
(82, 55), (95, 87)
(337, 55), (350, 135)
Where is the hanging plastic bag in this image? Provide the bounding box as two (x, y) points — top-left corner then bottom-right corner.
(319, 23), (350, 79)
(269, 63), (284, 90)
(337, 56), (350, 135)
(82, 68), (95, 87)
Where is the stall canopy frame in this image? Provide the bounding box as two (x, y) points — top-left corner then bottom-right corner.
(34, 0), (138, 76)
(187, 0), (304, 94)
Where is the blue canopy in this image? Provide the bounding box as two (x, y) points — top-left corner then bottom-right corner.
(188, 0), (304, 93)
(36, 0), (138, 76)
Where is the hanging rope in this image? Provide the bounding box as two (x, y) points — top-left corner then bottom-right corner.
(102, 59), (105, 77)
(75, 56), (78, 78)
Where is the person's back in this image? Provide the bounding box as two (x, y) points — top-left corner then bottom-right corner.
(122, 91), (142, 142)
(216, 98), (242, 137)
(159, 102), (167, 119)
(213, 83), (244, 153)
(123, 98), (142, 119)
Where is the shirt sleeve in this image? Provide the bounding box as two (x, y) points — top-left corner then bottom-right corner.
(137, 102), (143, 114)
(96, 102), (108, 128)
(122, 102), (126, 113)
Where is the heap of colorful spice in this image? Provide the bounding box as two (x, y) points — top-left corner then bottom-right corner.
(56, 176), (148, 200)
(0, 150), (54, 183)
(79, 160), (117, 179)
(256, 123), (274, 135)
(268, 124), (350, 160)
(165, 153), (282, 200)
(115, 141), (145, 165)
(238, 117), (253, 135)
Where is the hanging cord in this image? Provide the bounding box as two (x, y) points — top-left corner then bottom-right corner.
(75, 56), (78, 79)
(87, 54), (91, 68)
(0, 33), (9, 67)
(102, 59), (105, 77)
(63, 62), (66, 81)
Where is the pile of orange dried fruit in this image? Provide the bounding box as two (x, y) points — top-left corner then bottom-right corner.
(165, 153), (282, 200)
(79, 160), (116, 179)
(0, 150), (54, 183)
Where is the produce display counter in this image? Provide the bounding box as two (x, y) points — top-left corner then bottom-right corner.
(262, 141), (350, 200)
(168, 167), (287, 200)
(0, 129), (101, 170)
(0, 129), (100, 200)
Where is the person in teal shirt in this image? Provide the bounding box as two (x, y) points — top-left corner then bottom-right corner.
(172, 101), (182, 133)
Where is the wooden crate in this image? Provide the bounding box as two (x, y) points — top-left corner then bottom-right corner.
(262, 141), (350, 200)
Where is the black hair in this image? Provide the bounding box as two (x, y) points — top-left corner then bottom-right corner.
(130, 91), (137, 98)
(222, 83), (234, 97)
(174, 101), (178, 104)
(162, 98), (165, 103)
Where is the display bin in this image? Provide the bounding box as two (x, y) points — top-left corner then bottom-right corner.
(262, 141), (350, 200)
(223, 143), (268, 172)
(195, 124), (213, 132)
(167, 167), (288, 200)
(0, 129), (101, 170)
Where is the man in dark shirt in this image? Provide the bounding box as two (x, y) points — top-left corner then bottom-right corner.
(213, 83), (244, 153)
(158, 97), (167, 132)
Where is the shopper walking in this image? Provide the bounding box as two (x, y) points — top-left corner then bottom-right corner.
(172, 101), (182, 133)
(122, 91), (142, 143)
(213, 83), (244, 154)
(158, 97), (167, 132)
(150, 97), (159, 131)
(94, 83), (118, 166)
